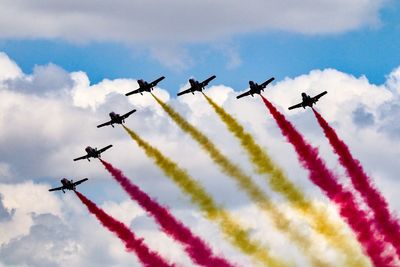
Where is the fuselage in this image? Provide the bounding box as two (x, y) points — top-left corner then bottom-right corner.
(109, 112), (124, 124)
(301, 93), (315, 108)
(249, 81), (262, 95)
(85, 146), (100, 158)
(138, 80), (151, 92)
(189, 79), (202, 92)
(61, 178), (74, 190)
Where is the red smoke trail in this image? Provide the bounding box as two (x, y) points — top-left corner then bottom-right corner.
(260, 95), (395, 267)
(313, 108), (400, 257)
(75, 191), (175, 267)
(100, 159), (235, 267)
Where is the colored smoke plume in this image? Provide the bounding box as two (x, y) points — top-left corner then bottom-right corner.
(260, 95), (396, 267)
(100, 159), (235, 267)
(75, 191), (174, 267)
(123, 125), (288, 267)
(204, 93), (368, 267)
(313, 108), (400, 258)
(153, 93), (332, 266)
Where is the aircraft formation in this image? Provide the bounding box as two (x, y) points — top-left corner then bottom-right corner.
(49, 75), (328, 192)
(51, 75), (400, 267)
(49, 75), (340, 267)
(49, 75), (327, 196)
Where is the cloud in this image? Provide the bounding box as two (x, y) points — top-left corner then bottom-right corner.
(4, 63), (74, 95)
(213, 43), (242, 69)
(385, 66), (400, 92)
(0, 182), (143, 267)
(0, 213), (81, 267)
(0, 2), (387, 70)
(149, 45), (194, 71)
(378, 102), (400, 139)
(0, 0), (385, 45)
(0, 194), (14, 222)
(0, 52), (22, 80)
(0, 163), (12, 182)
(0, 181), (62, 249)
(0, 50), (398, 203)
(377, 66), (400, 139)
(353, 106), (375, 127)
(0, 52), (399, 266)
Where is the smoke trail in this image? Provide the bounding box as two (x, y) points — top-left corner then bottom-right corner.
(260, 95), (396, 267)
(75, 191), (174, 267)
(151, 94), (333, 267)
(313, 108), (400, 257)
(123, 125), (288, 267)
(203, 93), (369, 267)
(99, 159), (235, 267)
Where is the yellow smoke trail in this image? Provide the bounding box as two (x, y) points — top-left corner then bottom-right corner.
(203, 93), (370, 267)
(152, 94), (335, 267)
(123, 125), (288, 267)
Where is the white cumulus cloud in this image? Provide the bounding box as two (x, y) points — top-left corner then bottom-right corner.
(0, 52), (399, 266)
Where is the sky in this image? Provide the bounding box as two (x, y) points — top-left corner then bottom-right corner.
(0, 1), (399, 266)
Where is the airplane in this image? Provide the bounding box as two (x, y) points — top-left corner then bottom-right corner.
(125, 76), (165, 96)
(177, 75), (216, 96)
(288, 91), (328, 110)
(48, 178), (88, 193)
(97, 109), (137, 128)
(236, 77), (275, 99)
(73, 145), (113, 162)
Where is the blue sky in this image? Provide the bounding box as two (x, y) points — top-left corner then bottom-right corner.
(0, 1), (399, 91)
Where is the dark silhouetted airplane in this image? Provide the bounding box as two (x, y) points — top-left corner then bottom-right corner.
(125, 76), (165, 96)
(48, 178), (88, 193)
(177, 75), (216, 96)
(97, 109), (136, 128)
(236, 77), (275, 99)
(73, 145), (113, 161)
(288, 91), (327, 110)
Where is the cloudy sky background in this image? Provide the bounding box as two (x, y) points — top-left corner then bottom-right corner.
(0, 1), (399, 266)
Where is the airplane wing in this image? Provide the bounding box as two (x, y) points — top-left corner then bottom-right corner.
(200, 75), (216, 87)
(236, 90), (252, 99)
(177, 87), (194, 96)
(97, 120), (112, 128)
(125, 88), (142, 96)
(260, 77), (275, 88)
(149, 76), (165, 87)
(73, 154), (89, 161)
(121, 109), (137, 119)
(313, 91), (327, 101)
(73, 178), (88, 186)
(288, 102), (303, 110)
(49, 186), (64, 192)
(98, 144), (113, 153)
